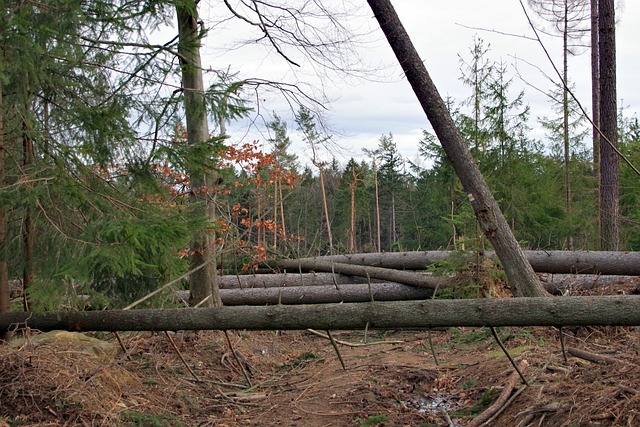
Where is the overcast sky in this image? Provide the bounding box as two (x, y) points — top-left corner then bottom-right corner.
(193, 1), (639, 168)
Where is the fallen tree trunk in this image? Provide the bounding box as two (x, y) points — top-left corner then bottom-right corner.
(272, 259), (447, 289)
(540, 274), (639, 293)
(175, 274), (637, 305)
(288, 251), (640, 276)
(217, 272), (375, 289)
(2, 296), (639, 332)
(177, 283), (435, 305)
(217, 272), (637, 292)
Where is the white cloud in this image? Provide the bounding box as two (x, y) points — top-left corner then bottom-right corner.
(211, 1), (640, 166)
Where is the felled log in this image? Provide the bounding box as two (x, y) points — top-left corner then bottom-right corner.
(217, 272), (375, 289)
(539, 274), (639, 293)
(272, 259), (447, 289)
(177, 282), (435, 305)
(172, 273), (637, 306)
(284, 251), (640, 275)
(217, 272), (638, 292)
(2, 295), (640, 332)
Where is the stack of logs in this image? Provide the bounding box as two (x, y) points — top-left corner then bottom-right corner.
(177, 251), (640, 305)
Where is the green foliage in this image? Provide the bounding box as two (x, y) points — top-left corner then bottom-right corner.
(355, 414), (389, 426)
(451, 388), (500, 417)
(121, 411), (184, 427)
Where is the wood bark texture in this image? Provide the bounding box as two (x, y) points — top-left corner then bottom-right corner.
(295, 250), (640, 275)
(274, 259), (447, 289)
(176, 3), (221, 307)
(177, 282), (434, 305)
(2, 295), (640, 332)
(366, 0), (547, 297)
(598, 0), (619, 250)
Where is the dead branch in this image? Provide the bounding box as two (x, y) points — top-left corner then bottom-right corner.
(470, 359), (529, 427)
(567, 347), (628, 365)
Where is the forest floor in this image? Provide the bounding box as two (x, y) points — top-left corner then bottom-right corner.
(1, 281), (640, 427)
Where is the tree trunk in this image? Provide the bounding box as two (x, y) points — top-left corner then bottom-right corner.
(274, 259), (447, 289)
(598, 0), (619, 250)
(176, 274), (635, 305)
(591, 0), (600, 169)
(562, 1), (572, 249)
(178, 282), (434, 305)
(176, 2), (221, 307)
(215, 272), (636, 292)
(0, 81), (10, 342)
(374, 161), (381, 252)
(366, 0), (548, 297)
(2, 295), (639, 332)
(297, 250), (640, 276)
(217, 272), (377, 289)
(22, 124), (34, 311)
(538, 273), (638, 293)
(317, 165), (333, 252)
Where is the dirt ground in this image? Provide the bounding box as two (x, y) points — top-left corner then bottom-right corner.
(1, 284), (640, 426)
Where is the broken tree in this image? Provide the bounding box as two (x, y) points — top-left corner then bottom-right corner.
(366, 0), (548, 297)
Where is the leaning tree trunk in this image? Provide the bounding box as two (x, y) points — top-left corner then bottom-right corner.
(176, 2), (222, 307)
(2, 296), (639, 332)
(598, 0), (619, 250)
(366, 0), (548, 297)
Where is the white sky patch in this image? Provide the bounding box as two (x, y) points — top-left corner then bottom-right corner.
(158, 1), (640, 169)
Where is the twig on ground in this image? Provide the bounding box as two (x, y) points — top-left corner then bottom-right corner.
(326, 330), (346, 370)
(567, 347), (627, 365)
(427, 329), (439, 365)
(440, 407), (455, 426)
(164, 331), (199, 382)
(113, 331), (132, 361)
(470, 359), (529, 427)
(223, 330), (253, 388)
(490, 327), (528, 385)
(558, 326), (568, 363)
(306, 329), (404, 347)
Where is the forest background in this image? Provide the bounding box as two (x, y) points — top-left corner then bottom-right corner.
(1, 0), (638, 312)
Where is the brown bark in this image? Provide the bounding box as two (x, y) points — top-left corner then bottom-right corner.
(598, 0), (619, 250)
(366, 0), (548, 297)
(176, 2), (221, 307)
(348, 165), (363, 253)
(298, 250), (640, 275)
(2, 295), (640, 332)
